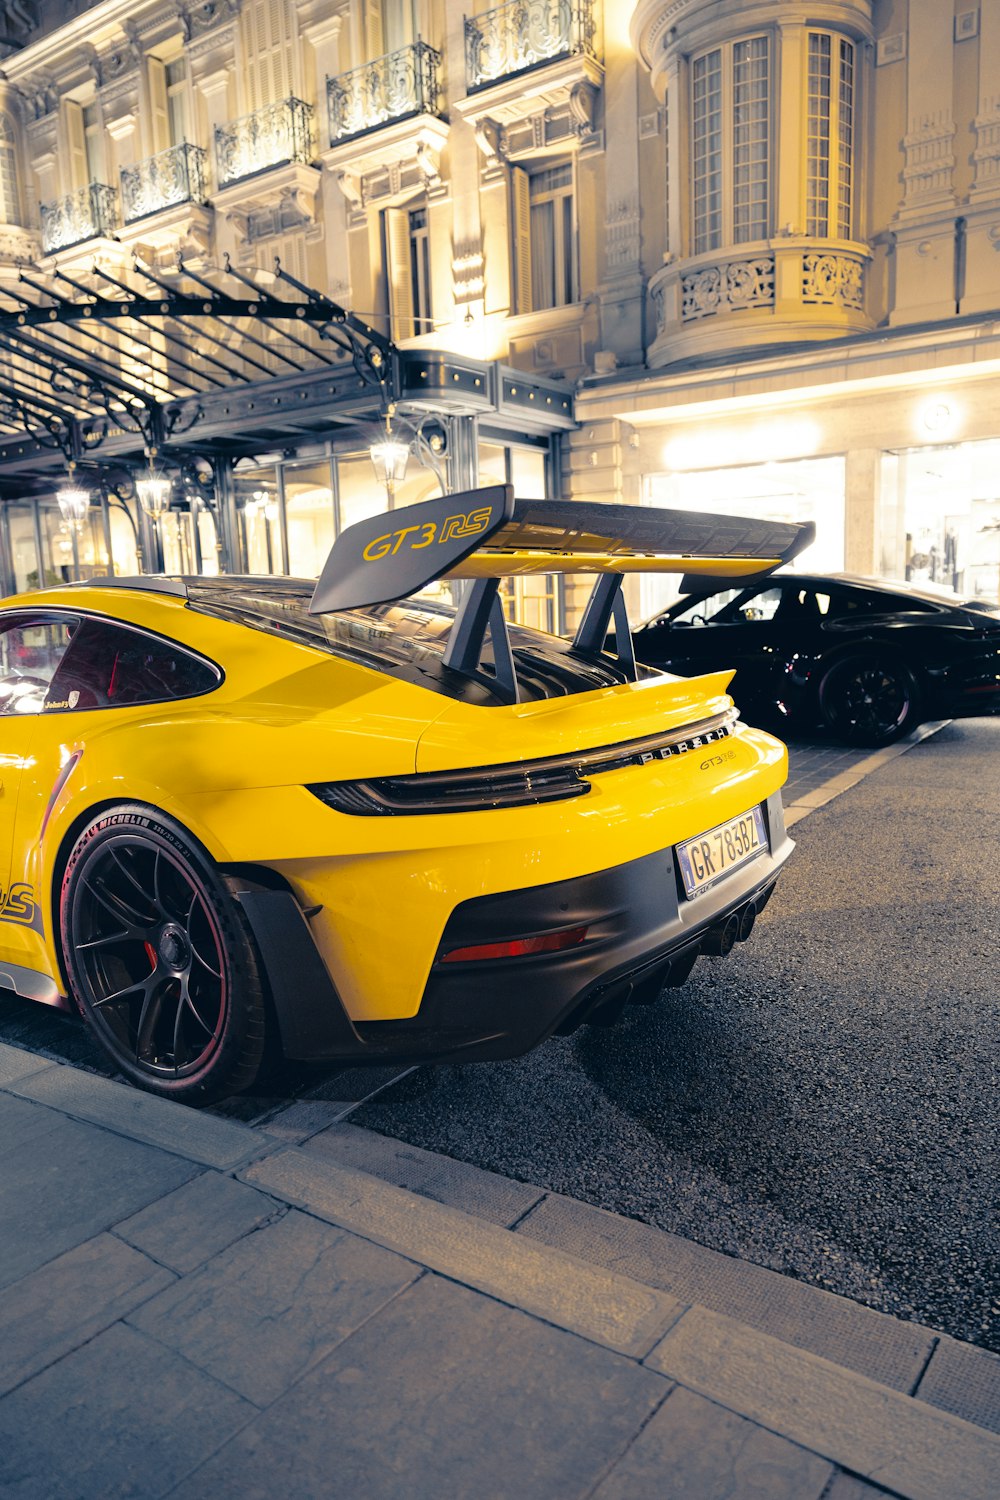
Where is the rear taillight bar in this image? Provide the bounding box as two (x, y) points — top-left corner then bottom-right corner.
(307, 707), (738, 817)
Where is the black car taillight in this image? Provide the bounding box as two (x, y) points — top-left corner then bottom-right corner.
(308, 764), (588, 815)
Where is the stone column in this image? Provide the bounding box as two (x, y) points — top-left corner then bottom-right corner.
(843, 446), (880, 575)
(891, 1), (958, 323)
(774, 15), (808, 237)
(963, 2), (1000, 313)
(597, 44), (644, 368)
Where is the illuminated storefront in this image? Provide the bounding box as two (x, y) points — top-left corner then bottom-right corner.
(575, 315), (1000, 623)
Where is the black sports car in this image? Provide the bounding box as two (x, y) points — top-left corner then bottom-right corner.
(633, 572), (1000, 746)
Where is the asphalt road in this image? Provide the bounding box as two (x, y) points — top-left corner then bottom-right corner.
(357, 718), (1000, 1351)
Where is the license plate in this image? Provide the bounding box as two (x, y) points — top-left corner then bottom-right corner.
(676, 806), (768, 899)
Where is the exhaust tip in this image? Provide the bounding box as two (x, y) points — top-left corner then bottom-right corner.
(738, 902), (757, 942)
(702, 913), (740, 956)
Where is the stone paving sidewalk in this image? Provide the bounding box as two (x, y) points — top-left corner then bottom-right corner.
(1, 1039), (997, 1500)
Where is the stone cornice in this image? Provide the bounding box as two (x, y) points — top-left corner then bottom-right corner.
(2, 0), (181, 82)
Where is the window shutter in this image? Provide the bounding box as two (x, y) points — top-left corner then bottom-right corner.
(64, 101), (88, 190)
(148, 57), (170, 153)
(366, 0), (385, 59)
(512, 165), (532, 315)
(243, 0), (292, 111)
(384, 207), (415, 340)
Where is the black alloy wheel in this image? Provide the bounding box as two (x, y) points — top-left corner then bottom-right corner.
(60, 806), (268, 1104)
(817, 656), (921, 747)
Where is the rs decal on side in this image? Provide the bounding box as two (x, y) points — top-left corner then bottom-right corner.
(0, 883), (39, 930)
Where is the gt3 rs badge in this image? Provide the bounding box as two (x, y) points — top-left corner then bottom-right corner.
(361, 507), (494, 562)
(309, 484), (515, 614)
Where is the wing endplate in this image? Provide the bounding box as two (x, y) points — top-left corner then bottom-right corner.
(309, 484), (515, 614)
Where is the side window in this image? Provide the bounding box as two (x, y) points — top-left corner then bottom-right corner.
(730, 586), (784, 623)
(43, 619), (220, 712)
(0, 616), (77, 716)
(669, 588), (742, 626)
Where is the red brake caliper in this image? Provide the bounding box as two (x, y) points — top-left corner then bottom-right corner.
(144, 942), (158, 972)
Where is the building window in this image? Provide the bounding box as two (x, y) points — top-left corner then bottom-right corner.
(511, 162), (576, 314)
(383, 203), (431, 339)
(807, 32), (855, 239)
(691, 36), (770, 254)
(83, 102), (106, 182)
(409, 207), (431, 333)
(0, 115), (19, 224)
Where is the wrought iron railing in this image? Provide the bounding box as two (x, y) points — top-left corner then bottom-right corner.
(327, 39), (443, 145)
(465, 0), (597, 91)
(214, 97), (315, 188)
(39, 182), (118, 254)
(120, 143), (208, 225)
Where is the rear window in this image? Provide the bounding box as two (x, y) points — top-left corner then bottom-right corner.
(186, 577), (656, 705)
(44, 618), (221, 712)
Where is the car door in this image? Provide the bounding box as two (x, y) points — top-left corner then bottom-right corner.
(636, 582), (794, 709)
(0, 613), (77, 956)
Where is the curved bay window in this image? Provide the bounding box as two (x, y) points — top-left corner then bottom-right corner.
(806, 32), (855, 240)
(691, 36), (770, 254)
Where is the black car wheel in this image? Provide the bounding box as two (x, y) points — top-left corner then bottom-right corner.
(60, 805), (268, 1105)
(817, 656), (922, 747)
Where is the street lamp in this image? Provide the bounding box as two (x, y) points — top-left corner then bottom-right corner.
(55, 476), (91, 531)
(135, 471), (173, 518)
(369, 410), (409, 505)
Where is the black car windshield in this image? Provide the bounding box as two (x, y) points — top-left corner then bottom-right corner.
(186, 577), (659, 705)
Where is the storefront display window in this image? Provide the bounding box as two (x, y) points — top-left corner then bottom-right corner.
(285, 461), (335, 578)
(235, 469), (284, 576)
(880, 441), (1000, 604)
(109, 504), (139, 576)
(479, 439), (557, 632)
(8, 505), (41, 592)
(641, 456), (846, 619)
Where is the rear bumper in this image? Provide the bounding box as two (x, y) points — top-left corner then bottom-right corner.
(241, 790), (793, 1065)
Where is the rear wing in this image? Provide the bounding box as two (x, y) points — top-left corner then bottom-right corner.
(309, 487), (815, 700)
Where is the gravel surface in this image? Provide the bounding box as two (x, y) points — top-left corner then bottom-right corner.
(357, 718), (1000, 1351)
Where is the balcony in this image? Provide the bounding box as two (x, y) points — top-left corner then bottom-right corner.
(465, 0), (597, 91)
(327, 40), (443, 147)
(647, 240), (874, 365)
(120, 144), (208, 225)
(454, 0), (602, 165)
(214, 97), (315, 189)
(40, 183), (118, 255)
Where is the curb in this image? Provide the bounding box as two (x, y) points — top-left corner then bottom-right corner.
(783, 719), (949, 828)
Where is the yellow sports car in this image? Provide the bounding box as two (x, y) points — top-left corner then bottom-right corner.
(0, 489), (813, 1103)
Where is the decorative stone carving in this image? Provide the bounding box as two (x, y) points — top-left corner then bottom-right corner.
(605, 195), (640, 274)
(802, 252), (864, 309)
(569, 79), (598, 136)
(452, 242), (485, 304)
(474, 117), (504, 164)
(20, 75), (59, 121)
(336, 171), (363, 209)
(650, 280), (665, 335)
(901, 112), (956, 206)
(415, 140), (442, 194)
(681, 257), (774, 321)
(972, 98), (1000, 196)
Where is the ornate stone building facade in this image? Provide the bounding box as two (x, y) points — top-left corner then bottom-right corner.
(0, 0), (996, 614)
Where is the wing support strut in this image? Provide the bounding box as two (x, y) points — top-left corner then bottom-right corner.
(442, 577), (519, 703)
(572, 572), (637, 681)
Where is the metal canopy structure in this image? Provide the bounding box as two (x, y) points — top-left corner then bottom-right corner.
(0, 256), (399, 484)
